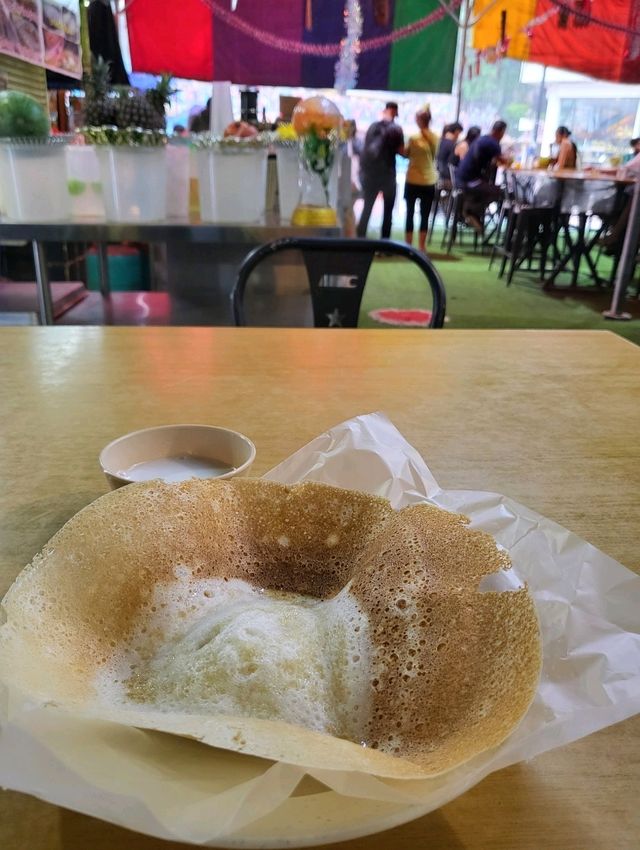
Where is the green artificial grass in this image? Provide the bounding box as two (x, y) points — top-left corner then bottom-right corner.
(359, 231), (640, 345)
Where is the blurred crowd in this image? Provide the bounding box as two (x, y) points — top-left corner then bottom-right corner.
(353, 102), (511, 247)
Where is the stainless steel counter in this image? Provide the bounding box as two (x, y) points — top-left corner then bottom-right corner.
(0, 218), (339, 324)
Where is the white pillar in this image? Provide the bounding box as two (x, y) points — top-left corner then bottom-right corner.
(633, 100), (640, 138)
(542, 92), (561, 157)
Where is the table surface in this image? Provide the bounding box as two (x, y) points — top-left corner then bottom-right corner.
(1, 327), (639, 850)
(512, 167), (636, 183)
(0, 218), (339, 243)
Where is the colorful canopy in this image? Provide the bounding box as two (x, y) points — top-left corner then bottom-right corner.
(126, 0), (458, 92)
(473, 0), (640, 83)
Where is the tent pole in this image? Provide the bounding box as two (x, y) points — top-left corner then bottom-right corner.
(533, 65), (547, 154)
(603, 180), (640, 322)
(455, 0), (469, 122)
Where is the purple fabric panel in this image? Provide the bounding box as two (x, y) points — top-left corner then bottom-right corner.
(357, 0), (395, 90)
(301, 0), (345, 87)
(213, 0), (303, 86)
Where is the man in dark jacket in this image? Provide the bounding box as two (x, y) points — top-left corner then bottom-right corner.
(356, 102), (404, 239)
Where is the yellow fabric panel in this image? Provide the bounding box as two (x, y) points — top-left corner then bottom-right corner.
(472, 0), (536, 60)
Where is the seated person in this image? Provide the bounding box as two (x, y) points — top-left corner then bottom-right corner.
(456, 120), (510, 233)
(436, 121), (463, 187)
(451, 126), (481, 167)
(190, 99), (211, 133)
(624, 136), (640, 176)
(599, 137), (640, 250)
(552, 126), (578, 170)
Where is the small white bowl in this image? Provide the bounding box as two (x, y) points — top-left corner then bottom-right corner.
(99, 424), (256, 490)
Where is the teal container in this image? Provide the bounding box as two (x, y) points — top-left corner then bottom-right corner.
(86, 246), (150, 291)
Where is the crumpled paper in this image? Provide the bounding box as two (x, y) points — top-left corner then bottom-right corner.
(1, 412), (639, 848)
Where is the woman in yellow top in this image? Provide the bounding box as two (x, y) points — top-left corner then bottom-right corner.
(402, 106), (438, 252)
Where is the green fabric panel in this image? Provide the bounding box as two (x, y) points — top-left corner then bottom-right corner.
(389, 1), (458, 93)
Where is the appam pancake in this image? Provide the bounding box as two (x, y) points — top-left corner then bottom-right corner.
(0, 479), (541, 779)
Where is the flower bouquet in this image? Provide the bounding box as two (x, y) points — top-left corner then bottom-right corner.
(290, 96), (342, 227)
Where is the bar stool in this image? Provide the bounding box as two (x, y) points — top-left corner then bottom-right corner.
(428, 179), (451, 244)
(494, 172), (558, 285)
(441, 165), (480, 254)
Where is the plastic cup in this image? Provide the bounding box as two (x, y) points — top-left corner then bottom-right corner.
(96, 146), (167, 222)
(66, 145), (105, 220)
(0, 142), (70, 221)
(275, 146), (299, 221)
(166, 142), (190, 219)
(196, 147), (268, 223)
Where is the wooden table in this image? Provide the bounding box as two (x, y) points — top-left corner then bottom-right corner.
(514, 168), (635, 183)
(1, 327), (638, 850)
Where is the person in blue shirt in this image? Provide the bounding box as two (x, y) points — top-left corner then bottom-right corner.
(436, 121), (463, 187)
(456, 120), (510, 232)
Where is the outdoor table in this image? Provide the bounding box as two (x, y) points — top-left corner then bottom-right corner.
(0, 218), (339, 325)
(1, 326), (638, 850)
(509, 168), (636, 288)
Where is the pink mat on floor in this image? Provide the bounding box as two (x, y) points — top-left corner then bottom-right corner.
(369, 307), (433, 327)
(0, 281), (87, 319)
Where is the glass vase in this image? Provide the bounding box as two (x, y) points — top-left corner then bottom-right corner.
(292, 130), (339, 227)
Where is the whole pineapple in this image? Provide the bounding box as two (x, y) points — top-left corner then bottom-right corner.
(84, 56), (116, 127)
(115, 75), (175, 130)
(145, 74), (176, 128)
(116, 89), (164, 130)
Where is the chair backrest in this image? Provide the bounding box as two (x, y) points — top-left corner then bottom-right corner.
(232, 237), (446, 328)
(504, 170), (518, 202)
(448, 163), (460, 192)
(508, 171), (535, 206)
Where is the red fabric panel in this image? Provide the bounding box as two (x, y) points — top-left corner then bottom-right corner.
(529, 1), (636, 82)
(621, 3), (640, 83)
(126, 0), (213, 81)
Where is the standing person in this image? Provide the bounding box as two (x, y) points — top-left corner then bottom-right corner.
(401, 105), (438, 252)
(456, 120), (510, 233)
(452, 126), (481, 166)
(436, 121), (463, 186)
(356, 102), (404, 239)
(338, 120), (358, 237)
(552, 126), (578, 170)
(190, 98), (211, 133)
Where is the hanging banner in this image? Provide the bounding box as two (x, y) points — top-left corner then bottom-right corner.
(0, 0), (82, 79)
(0, 0), (44, 66)
(472, 0), (640, 83)
(472, 0), (536, 62)
(127, 0), (214, 82)
(127, 0), (459, 93)
(42, 1), (81, 77)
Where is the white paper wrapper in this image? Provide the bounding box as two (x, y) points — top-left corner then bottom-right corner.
(1, 412), (639, 847)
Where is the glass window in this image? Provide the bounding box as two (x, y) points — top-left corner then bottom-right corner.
(558, 97), (639, 164)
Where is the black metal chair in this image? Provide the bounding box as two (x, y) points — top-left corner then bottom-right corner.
(232, 237), (446, 328)
(441, 164), (485, 254)
(440, 165), (466, 253)
(428, 178), (451, 243)
(492, 171), (558, 285)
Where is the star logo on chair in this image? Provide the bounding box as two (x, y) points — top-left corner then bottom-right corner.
(326, 308), (345, 328)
